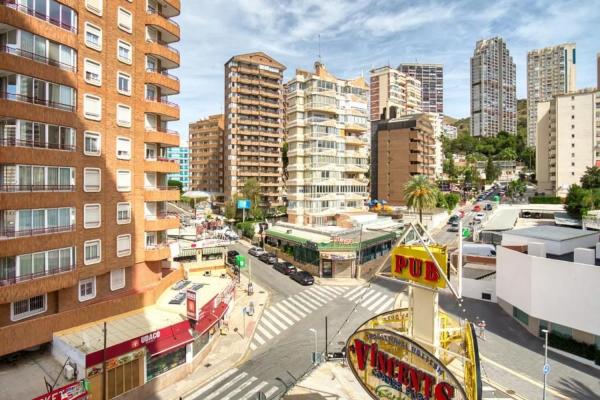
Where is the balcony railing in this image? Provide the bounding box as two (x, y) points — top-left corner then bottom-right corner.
(0, 0), (77, 33)
(145, 68), (179, 81)
(145, 127), (179, 136)
(0, 45), (76, 72)
(145, 242), (169, 250)
(146, 8), (180, 28)
(145, 95), (179, 109)
(0, 224), (74, 240)
(0, 92), (75, 112)
(144, 185), (180, 191)
(0, 263), (75, 286)
(0, 184), (75, 192)
(145, 212), (178, 220)
(145, 39), (179, 55)
(0, 137), (75, 151)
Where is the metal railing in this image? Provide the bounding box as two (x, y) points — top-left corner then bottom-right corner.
(145, 95), (179, 109)
(146, 8), (180, 28)
(144, 185), (180, 191)
(145, 67), (179, 81)
(0, 137), (75, 151)
(0, 184), (75, 192)
(0, 92), (75, 112)
(145, 212), (179, 220)
(145, 128), (179, 136)
(0, 45), (76, 72)
(145, 39), (180, 55)
(0, 0), (77, 33)
(0, 224), (74, 240)
(145, 242), (169, 250)
(0, 264), (75, 286)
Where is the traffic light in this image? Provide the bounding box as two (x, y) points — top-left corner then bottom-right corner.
(235, 255), (247, 269)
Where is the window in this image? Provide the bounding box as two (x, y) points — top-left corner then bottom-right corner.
(84, 131), (101, 156)
(116, 137), (131, 160)
(116, 104), (132, 127)
(84, 23), (102, 50)
(84, 168), (101, 192)
(11, 294), (46, 321)
(79, 277), (96, 302)
(117, 202), (131, 224)
(512, 306), (529, 325)
(117, 72), (131, 95)
(117, 40), (132, 64)
(84, 94), (102, 121)
(84, 204), (101, 228)
(85, 0), (103, 15)
(116, 234), (131, 257)
(84, 239), (101, 265)
(118, 7), (133, 33)
(84, 59), (102, 86)
(110, 268), (126, 291)
(116, 170), (131, 192)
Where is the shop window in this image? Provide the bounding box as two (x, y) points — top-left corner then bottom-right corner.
(146, 346), (186, 381)
(192, 332), (210, 356)
(107, 356), (140, 398)
(551, 322), (573, 339)
(512, 306), (529, 326)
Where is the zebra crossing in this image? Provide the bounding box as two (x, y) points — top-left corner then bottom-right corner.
(249, 285), (349, 351)
(185, 368), (280, 400)
(343, 285), (396, 315)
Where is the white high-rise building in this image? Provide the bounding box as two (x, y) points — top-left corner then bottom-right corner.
(442, 124), (458, 140)
(527, 43), (576, 147)
(426, 113), (444, 178)
(470, 37), (517, 137)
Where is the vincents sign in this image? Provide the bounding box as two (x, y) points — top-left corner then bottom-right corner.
(346, 329), (467, 400)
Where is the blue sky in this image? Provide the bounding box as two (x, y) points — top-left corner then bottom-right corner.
(170, 0), (600, 141)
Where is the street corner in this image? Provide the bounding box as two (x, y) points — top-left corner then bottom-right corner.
(315, 277), (366, 287)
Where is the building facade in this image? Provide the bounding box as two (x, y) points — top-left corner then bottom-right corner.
(526, 43), (576, 147)
(166, 146), (189, 190)
(0, 0), (181, 360)
(442, 124), (458, 139)
(369, 66), (422, 122)
(189, 114), (224, 196)
(224, 52), (285, 207)
(399, 63), (443, 113)
(372, 114), (435, 204)
(536, 89), (600, 197)
(426, 113), (444, 178)
(286, 62), (369, 226)
(470, 37), (517, 137)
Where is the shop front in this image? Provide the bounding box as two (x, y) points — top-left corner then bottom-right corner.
(320, 252), (356, 278)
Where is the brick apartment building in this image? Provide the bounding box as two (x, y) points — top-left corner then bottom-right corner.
(189, 114), (224, 199)
(224, 52), (285, 207)
(0, 0), (180, 359)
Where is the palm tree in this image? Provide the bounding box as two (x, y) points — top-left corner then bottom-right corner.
(404, 175), (439, 223)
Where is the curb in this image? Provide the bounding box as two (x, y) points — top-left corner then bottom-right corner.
(484, 378), (528, 400)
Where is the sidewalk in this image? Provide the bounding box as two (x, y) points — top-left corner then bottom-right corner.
(148, 274), (269, 400)
(285, 361), (367, 400)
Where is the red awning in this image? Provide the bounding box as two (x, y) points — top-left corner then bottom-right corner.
(146, 323), (194, 358)
(194, 302), (230, 335)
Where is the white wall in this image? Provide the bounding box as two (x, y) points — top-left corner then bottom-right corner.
(497, 246), (600, 335)
(501, 231), (600, 255)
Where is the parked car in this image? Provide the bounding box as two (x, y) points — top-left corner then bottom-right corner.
(462, 243), (496, 257)
(484, 203), (493, 211)
(473, 213), (485, 222)
(273, 261), (296, 275)
(448, 215), (460, 224)
(226, 250), (239, 265)
(258, 252), (277, 264)
(447, 221), (460, 232)
(248, 247), (265, 257)
(291, 271), (315, 285)
(472, 204), (481, 212)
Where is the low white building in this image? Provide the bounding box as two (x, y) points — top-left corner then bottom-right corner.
(501, 226), (599, 255)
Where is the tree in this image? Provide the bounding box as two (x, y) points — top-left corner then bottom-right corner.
(507, 180), (526, 198)
(565, 184), (593, 219)
(436, 191), (448, 210)
(580, 166), (600, 189)
(168, 179), (183, 193)
(241, 178), (260, 203)
(282, 142), (289, 180)
(497, 148), (518, 161)
(403, 175), (439, 223)
(485, 158), (499, 183)
(444, 193), (460, 211)
(224, 200), (236, 220)
(443, 157), (457, 179)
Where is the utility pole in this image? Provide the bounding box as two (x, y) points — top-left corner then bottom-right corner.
(325, 316), (328, 360)
(458, 219), (463, 298)
(103, 322), (108, 400)
(542, 329), (549, 400)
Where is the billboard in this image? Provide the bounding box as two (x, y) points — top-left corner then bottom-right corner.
(237, 199), (251, 209)
(346, 329), (467, 400)
(391, 244), (448, 289)
(186, 289), (198, 320)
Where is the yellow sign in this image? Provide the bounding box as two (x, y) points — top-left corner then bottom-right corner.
(391, 245), (448, 289)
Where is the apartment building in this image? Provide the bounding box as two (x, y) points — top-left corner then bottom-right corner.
(471, 37), (517, 137)
(442, 124), (458, 139)
(286, 62), (369, 226)
(224, 52), (285, 207)
(0, 0), (181, 366)
(527, 43), (576, 147)
(536, 89), (600, 197)
(369, 66), (422, 122)
(166, 146), (189, 190)
(189, 114), (224, 196)
(372, 114), (435, 204)
(427, 113), (444, 178)
(399, 63), (443, 113)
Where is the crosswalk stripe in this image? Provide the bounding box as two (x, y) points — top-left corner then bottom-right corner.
(250, 342), (257, 351)
(220, 376), (258, 400)
(260, 316), (282, 335)
(293, 294), (319, 310)
(185, 368), (238, 399)
(285, 297), (311, 314)
(274, 302), (301, 322)
(356, 289), (378, 304)
(203, 372), (248, 400)
(325, 286), (346, 294)
(305, 290), (331, 303)
(309, 288), (335, 301)
(263, 386), (280, 398)
(313, 286), (338, 298)
(257, 325), (274, 340)
(263, 311), (288, 331)
(237, 381), (270, 400)
(347, 287), (368, 301)
(297, 291), (326, 306)
(268, 306), (294, 325)
(253, 332), (266, 345)
(375, 298), (395, 314)
(344, 285), (365, 298)
(367, 295), (389, 311)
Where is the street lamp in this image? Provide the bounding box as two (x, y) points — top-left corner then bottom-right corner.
(542, 329), (549, 400)
(308, 328), (318, 364)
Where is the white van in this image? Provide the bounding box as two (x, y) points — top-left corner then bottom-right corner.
(462, 243), (496, 257)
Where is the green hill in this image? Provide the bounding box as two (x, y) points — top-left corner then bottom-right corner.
(448, 99), (527, 136)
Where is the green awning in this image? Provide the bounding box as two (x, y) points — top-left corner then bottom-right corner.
(265, 229), (309, 244)
(179, 248), (198, 257)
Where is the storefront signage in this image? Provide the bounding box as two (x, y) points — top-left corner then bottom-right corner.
(32, 381), (88, 400)
(346, 329), (467, 400)
(331, 236), (354, 245)
(187, 289), (198, 321)
(391, 245), (448, 289)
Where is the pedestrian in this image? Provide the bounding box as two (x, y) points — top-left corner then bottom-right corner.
(478, 320), (487, 340)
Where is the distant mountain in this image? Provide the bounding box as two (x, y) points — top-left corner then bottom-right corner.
(446, 99), (527, 136)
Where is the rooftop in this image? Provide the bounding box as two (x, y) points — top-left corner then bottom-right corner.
(504, 226), (598, 242)
(482, 208), (520, 231)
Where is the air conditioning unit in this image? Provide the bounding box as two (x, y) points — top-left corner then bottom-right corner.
(64, 364), (75, 380)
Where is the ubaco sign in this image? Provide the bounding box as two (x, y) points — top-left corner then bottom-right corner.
(346, 329), (467, 400)
(391, 245), (448, 289)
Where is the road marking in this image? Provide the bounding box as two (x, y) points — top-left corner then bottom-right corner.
(273, 303), (301, 322)
(284, 297), (311, 314)
(260, 316), (282, 335)
(268, 306), (294, 325)
(257, 325), (274, 340)
(314, 286), (339, 298)
(263, 311), (288, 331)
(306, 290), (331, 303)
(298, 291), (327, 306)
(253, 332), (265, 345)
(310, 287), (336, 301)
(374, 298), (395, 314)
(203, 372), (248, 400)
(324, 286), (346, 295)
(249, 342), (257, 351)
(294, 293), (320, 310)
(185, 368), (238, 399)
(347, 287), (368, 301)
(220, 376), (258, 400)
(481, 355), (569, 400)
(343, 285), (365, 298)
(367, 295), (389, 311)
(237, 381), (270, 400)
(359, 291), (383, 307)
(263, 386), (280, 398)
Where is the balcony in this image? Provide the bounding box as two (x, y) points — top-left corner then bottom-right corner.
(0, 45), (76, 73)
(145, 39), (180, 69)
(144, 186), (180, 201)
(144, 95), (180, 121)
(150, 0), (180, 18)
(0, 0), (77, 33)
(0, 224), (74, 241)
(144, 157), (179, 173)
(145, 128), (180, 147)
(0, 264), (77, 304)
(145, 243), (171, 262)
(146, 10), (180, 43)
(0, 137), (75, 151)
(145, 68), (180, 95)
(0, 184), (75, 192)
(145, 213), (180, 231)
